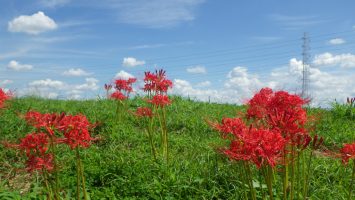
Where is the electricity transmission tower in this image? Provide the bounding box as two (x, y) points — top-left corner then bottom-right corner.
(301, 32), (311, 101)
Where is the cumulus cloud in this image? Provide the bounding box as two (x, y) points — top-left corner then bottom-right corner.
(8, 11), (57, 35)
(186, 65), (207, 74)
(23, 77), (100, 99)
(7, 60), (33, 71)
(172, 79), (222, 102)
(328, 38), (346, 45)
(29, 79), (65, 89)
(225, 67), (262, 94)
(122, 57), (145, 67)
(63, 68), (91, 76)
(173, 58), (354, 107)
(74, 78), (99, 91)
(114, 70), (135, 79)
(313, 52), (355, 68)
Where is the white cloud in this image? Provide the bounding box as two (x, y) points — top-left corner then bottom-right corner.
(328, 38), (346, 45)
(29, 79), (65, 89)
(267, 58), (354, 107)
(22, 77), (101, 99)
(8, 11), (58, 35)
(172, 67), (265, 104)
(63, 68), (91, 76)
(7, 60), (33, 71)
(196, 81), (211, 87)
(313, 52), (355, 68)
(114, 70), (135, 80)
(186, 65), (207, 74)
(122, 57), (145, 67)
(172, 79), (222, 102)
(173, 57), (354, 107)
(113, 0), (205, 28)
(74, 78), (99, 91)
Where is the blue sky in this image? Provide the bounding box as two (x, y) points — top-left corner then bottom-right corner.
(0, 0), (354, 106)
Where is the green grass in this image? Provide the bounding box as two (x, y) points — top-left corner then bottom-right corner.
(0, 96), (354, 199)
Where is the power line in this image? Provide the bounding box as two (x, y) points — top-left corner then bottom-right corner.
(142, 30), (355, 63)
(301, 32), (311, 100)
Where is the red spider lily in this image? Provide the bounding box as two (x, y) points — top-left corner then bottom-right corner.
(24, 111), (66, 135)
(127, 78), (137, 84)
(211, 117), (247, 139)
(19, 132), (49, 157)
(0, 88), (11, 108)
(134, 107), (153, 118)
(247, 87), (273, 119)
(340, 143), (355, 164)
(114, 78), (136, 92)
(247, 88), (309, 141)
(224, 128), (286, 168)
(58, 114), (92, 149)
(26, 154), (54, 172)
(143, 69), (173, 94)
(110, 91), (127, 101)
(148, 94), (171, 107)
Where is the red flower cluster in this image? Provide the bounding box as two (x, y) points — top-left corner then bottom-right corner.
(114, 78), (136, 93)
(340, 142), (355, 164)
(143, 69), (173, 94)
(247, 88), (309, 142)
(148, 94), (171, 108)
(19, 132), (53, 172)
(0, 88), (11, 109)
(25, 111), (66, 135)
(14, 111), (94, 172)
(110, 91), (127, 101)
(20, 132), (49, 156)
(110, 78), (137, 100)
(26, 154), (54, 172)
(211, 88), (317, 169)
(58, 114), (92, 149)
(134, 107), (153, 118)
(223, 125), (286, 168)
(211, 117), (246, 139)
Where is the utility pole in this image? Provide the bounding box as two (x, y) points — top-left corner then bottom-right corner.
(301, 32), (311, 101)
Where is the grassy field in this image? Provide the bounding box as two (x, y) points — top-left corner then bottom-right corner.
(0, 96), (354, 199)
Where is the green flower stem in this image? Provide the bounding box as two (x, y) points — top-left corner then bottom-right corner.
(348, 160), (355, 200)
(262, 166), (274, 200)
(162, 107), (168, 164)
(157, 107), (168, 164)
(42, 169), (53, 200)
(76, 152), (81, 200)
(244, 162), (256, 200)
(259, 169), (265, 200)
(146, 127), (157, 161)
(283, 156), (289, 200)
(296, 151), (302, 200)
(76, 147), (88, 200)
(49, 136), (60, 200)
(290, 147), (296, 200)
(303, 150), (314, 199)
